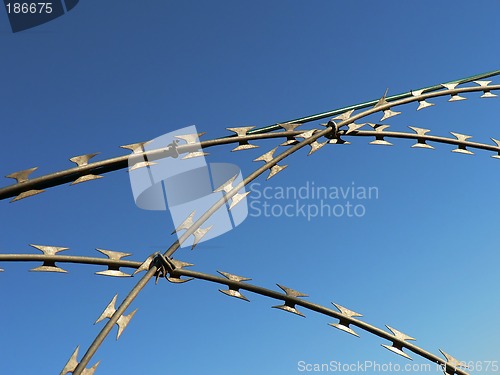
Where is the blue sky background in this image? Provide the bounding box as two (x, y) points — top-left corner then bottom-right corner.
(0, 1), (499, 374)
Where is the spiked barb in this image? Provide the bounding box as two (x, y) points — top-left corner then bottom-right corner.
(442, 83), (467, 102)
(191, 226), (213, 250)
(408, 126), (434, 149)
(175, 132), (206, 145)
(29, 244), (69, 273)
(172, 211), (196, 234)
(344, 122), (366, 134)
(218, 271), (251, 301)
(227, 126), (259, 151)
(214, 175), (237, 194)
(417, 100), (435, 111)
(60, 346), (100, 375)
(329, 303), (362, 337)
(95, 249), (132, 277)
(373, 88), (402, 121)
(442, 83), (459, 90)
(228, 190), (249, 210)
(181, 151), (208, 160)
(214, 175), (250, 210)
(272, 284), (308, 317)
(450, 132), (474, 155)
(95, 295), (137, 340)
(474, 80), (498, 98)
(332, 109), (355, 122)
(122, 142), (159, 171)
(297, 129), (328, 155)
(120, 141), (148, 153)
(6, 167), (38, 183)
(71, 174), (103, 185)
(369, 124), (393, 146)
(449, 94), (467, 102)
(128, 161), (157, 172)
(439, 350), (469, 375)
(328, 137), (350, 145)
(279, 123), (301, 145)
(411, 89), (435, 111)
(172, 211), (213, 249)
(253, 147), (287, 179)
(6, 167), (44, 202)
(381, 325), (416, 360)
(279, 123), (302, 131)
(11, 190), (44, 203)
(491, 138), (500, 159)
(69, 153), (104, 185)
(175, 132), (208, 159)
(121, 141), (156, 171)
(380, 109), (401, 121)
(69, 153), (99, 167)
(133, 253), (157, 275)
(373, 88), (389, 108)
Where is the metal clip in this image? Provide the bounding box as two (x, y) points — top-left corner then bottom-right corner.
(153, 253), (193, 283)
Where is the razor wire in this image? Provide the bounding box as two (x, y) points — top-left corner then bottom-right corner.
(1, 72), (499, 375)
(0, 248), (473, 375)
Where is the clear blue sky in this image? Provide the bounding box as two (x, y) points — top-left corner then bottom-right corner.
(1, 1), (499, 374)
